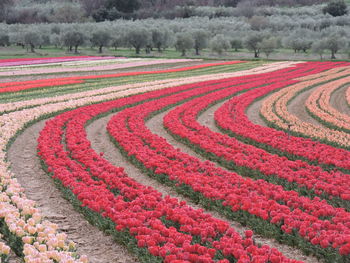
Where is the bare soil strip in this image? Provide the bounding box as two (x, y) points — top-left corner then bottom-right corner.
(287, 88), (325, 127)
(8, 120), (138, 263)
(246, 98), (269, 127)
(330, 84), (350, 116)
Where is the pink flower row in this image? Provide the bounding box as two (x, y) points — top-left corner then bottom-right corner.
(0, 56), (117, 67)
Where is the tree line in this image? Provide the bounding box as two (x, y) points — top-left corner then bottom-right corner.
(0, 17), (349, 59)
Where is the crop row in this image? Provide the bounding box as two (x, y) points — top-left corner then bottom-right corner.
(1, 61), (295, 261)
(105, 61), (350, 262)
(163, 67), (350, 209)
(0, 61), (265, 104)
(37, 77), (301, 263)
(215, 62), (350, 172)
(260, 66), (350, 148)
(0, 61), (243, 94)
(305, 76), (350, 133)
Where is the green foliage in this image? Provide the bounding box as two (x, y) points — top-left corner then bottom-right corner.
(259, 37), (277, 58)
(62, 30), (85, 53)
(151, 28), (172, 52)
(311, 39), (327, 59)
(324, 34), (347, 58)
(210, 34), (230, 55)
(0, 34), (10, 46)
(24, 31), (40, 52)
(244, 33), (263, 58)
(323, 1), (348, 17)
(126, 27), (151, 54)
(175, 32), (194, 56)
(230, 38), (242, 51)
(105, 0), (140, 14)
(192, 29), (208, 55)
(90, 30), (111, 53)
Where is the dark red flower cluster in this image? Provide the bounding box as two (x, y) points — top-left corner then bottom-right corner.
(37, 72), (299, 262)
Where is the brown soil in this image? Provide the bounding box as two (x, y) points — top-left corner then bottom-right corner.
(8, 120), (138, 263)
(287, 88), (325, 127)
(330, 84), (350, 116)
(246, 99), (269, 127)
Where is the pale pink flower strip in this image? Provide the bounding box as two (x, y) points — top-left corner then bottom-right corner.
(261, 67), (350, 147)
(0, 58), (201, 76)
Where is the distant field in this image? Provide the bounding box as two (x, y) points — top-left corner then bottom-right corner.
(0, 45), (349, 62)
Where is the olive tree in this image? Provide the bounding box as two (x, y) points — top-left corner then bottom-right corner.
(230, 38), (242, 51)
(152, 28), (171, 52)
(62, 30), (85, 53)
(323, 1), (348, 17)
(125, 27), (151, 54)
(244, 33), (263, 58)
(325, 35), (347, 59)
(210, 34), (230, 55)
(24, 31), (41, 52)
(90, 30), (111, 53)
(175, 32), (194, 56)
(192, 29), (208, 55)
(0, 34), (10, 46)
(259, 37), (277, 59)
(311, 40), (327, 60)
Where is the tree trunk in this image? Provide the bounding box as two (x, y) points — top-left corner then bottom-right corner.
(30, 44), (35, 53)
(331, 50), (336, 59)
(182, 49), (186, 56)
(254, 50), (259, 58)
(135, 46), (140, 54)
(157, 45), (162, 52)
(74, 45), (78, 53)
(99, 45), (103, 53)
(195, 47), (200, 55)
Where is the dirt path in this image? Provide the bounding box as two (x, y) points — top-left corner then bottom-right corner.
(288, 88), (325, 127)
(143, 108), (319, 263)
(330, 84), (350, 116)
(246, 98), (269, 127)
(8, 120), (138, 263)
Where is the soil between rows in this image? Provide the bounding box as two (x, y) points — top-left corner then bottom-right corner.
(5, 83), (325, 263)
(83, 109), (318, 262)
(330, 84), (350, 116)
(145, 107), (319, 263)
(8, 120), (138, 263)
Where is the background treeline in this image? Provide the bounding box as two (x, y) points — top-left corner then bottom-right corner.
(0, 11), (349, 59)
(0, 0), (339, 23)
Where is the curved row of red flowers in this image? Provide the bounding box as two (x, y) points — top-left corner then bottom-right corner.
(214, 62), (350, 172)
(0, 61), (243, 94)
(37, 75), (299, 263)
(163, 70), (350, 209)
(105, 63), (350, 261)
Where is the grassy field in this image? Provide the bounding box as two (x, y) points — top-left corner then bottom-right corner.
(0, 45), (349, 61)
